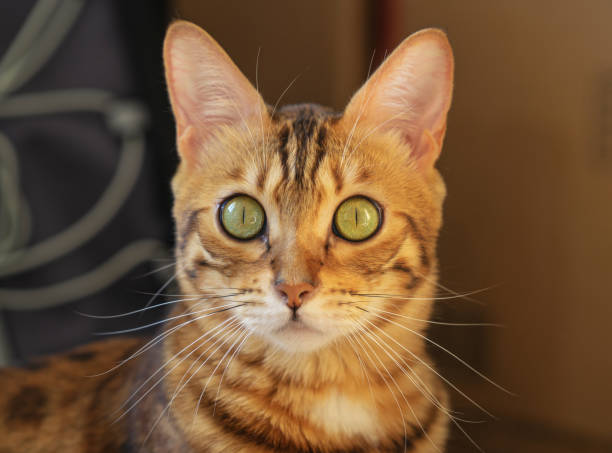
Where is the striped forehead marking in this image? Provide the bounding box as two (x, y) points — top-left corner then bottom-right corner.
(271, 104), (340, 187)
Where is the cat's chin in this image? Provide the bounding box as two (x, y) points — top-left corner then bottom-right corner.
(267, 319), (334, 353)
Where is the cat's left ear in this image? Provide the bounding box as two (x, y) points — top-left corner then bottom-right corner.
(163, 21), (267, 162)
(343, 29), (454, 170)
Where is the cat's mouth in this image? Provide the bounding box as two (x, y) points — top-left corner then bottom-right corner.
(277, 318), (321, 334)
(265, 313), (339, 352)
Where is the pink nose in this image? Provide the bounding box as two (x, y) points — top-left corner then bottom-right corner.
(276, 282), (315, 310)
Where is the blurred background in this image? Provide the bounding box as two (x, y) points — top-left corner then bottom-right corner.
(0, 1), (610, 452)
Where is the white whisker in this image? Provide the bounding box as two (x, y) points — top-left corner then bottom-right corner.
(350, 287), (493, 301)
(358, 320), (478, 426)
(270, 73), (301, 119)
(133, 288), (246, 297)
(359, 314), (496, 418)
(115, 317), (239, 417)
(194, 327), (249, 420)
(76, 296), (202, 319)
(141, 272), (177, 311)
(343, 331), (376, 405)
(126, 320), (245, 442)
(351, 327), (410, 453)
(133, 261), (176, 279)
(355, 320), (443, 453)
(363, 310), (513, 396)
(212, 330), (252, 415)
(359, 306), (502, 328)
(87, 312), (218, 377)
(94, 303), (244, 336)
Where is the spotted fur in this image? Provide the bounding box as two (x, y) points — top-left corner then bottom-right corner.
(0, 21), (454, 452)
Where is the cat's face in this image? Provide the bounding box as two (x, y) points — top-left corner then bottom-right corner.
(165, 22), (453, 354)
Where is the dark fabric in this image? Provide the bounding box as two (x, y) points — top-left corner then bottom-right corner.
(0, 0), (175, 362)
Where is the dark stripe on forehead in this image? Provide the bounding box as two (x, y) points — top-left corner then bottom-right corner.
(277, 125), (290, 180)
(332, 164), (343, 193)
(292, 107), (318, 185)
(310, 127), (327, 183)
(272, 104), (339, 188)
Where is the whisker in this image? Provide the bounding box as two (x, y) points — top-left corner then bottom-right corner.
(358, 322), (443, 408)
(76, 296), (202, 319)
(87, 309), (230, 377)
(118, 320), (244, 428)
(357, 320), (478, 425)
(212, 330), (252, 415)
(165, 323), (241, 416)
(356, 321), (445, 453)
(254, 46), (268, 170)
(180, 298), (260, 316)
(350, 326), (411, 453)
(416, 273), (500, 305)
(141, 272), (177, 311)
(358, 313), (497, 418)
(349, 287), (494, 301)
(94, 303), (245, 336)
(358, 320), (486, 451)
(168, 321), (245, 408)
(133, 288), (246, 297)
(135, 323), (247, 442)
(270, 73), (301, 119)
(446, 417), (486, 453)
(133, 261), (176, 279)
(346, 105), (417, 159)
(115, 316), (239, 415)
(340, 49), (379, 167)
(194, 328), (249, 420)
(164, 328), (249, 438)
(343, 332), (378, 406)
(362, 309), (514, 396)
(355, 306), (502, 328)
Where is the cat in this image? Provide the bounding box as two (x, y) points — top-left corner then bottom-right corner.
(0, 20), (454, 453)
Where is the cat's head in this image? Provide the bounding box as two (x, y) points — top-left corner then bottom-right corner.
(164, 21), (453, 354)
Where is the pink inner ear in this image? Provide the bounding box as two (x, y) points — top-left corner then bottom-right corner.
(164, 22), (266, 152)
(343, 30), (453, 169)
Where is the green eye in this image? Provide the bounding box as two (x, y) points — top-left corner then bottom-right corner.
(220, 195), (266, 240)
(333, 196), (381, 241)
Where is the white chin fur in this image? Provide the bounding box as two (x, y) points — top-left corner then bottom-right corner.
(242, 317), (337, 353)
(267, 322), (335, 353)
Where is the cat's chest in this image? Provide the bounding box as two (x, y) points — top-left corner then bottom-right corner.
(308, 389), (383, 442)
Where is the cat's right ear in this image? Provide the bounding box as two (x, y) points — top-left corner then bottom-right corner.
(342, 29), (453, 172)
(163, 21), (267, 162)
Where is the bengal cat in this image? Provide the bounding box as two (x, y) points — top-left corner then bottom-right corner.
(0, 20), (455, 452)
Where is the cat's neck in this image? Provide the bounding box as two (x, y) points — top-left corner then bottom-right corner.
(132, 307), (445, 452)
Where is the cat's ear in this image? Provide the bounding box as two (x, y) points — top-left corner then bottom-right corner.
(343, 29), (454, 170)
(163, 21), (267, 161)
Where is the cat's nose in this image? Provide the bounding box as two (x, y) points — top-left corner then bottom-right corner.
(275, 282), (315, 311)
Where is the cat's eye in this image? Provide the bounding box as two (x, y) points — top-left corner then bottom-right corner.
(333, 196), (381, 242)
(220, 195), (266, 240)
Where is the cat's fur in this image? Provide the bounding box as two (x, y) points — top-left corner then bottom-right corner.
(0, 21), (454, 452)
